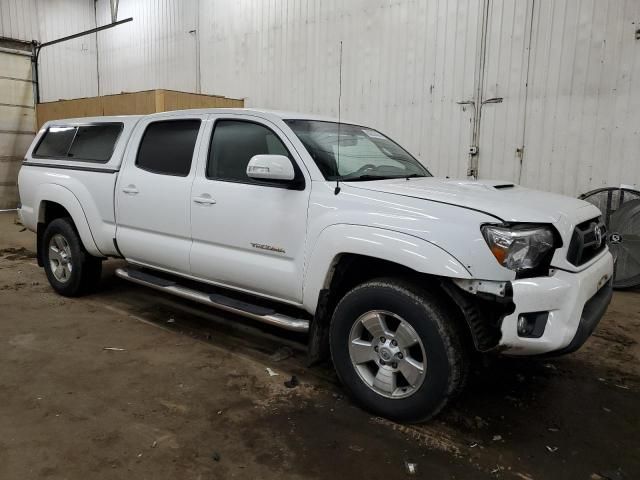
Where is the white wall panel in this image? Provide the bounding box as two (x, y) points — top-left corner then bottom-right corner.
(0, 0), (39, 41)
(2, 0), (639, 196)
(95, 0), (198, 95)
(198, 0), (479, 178)
(0, 0), (98, 102)
(36, 0), (98, 102)
(517, 0), (640, 196)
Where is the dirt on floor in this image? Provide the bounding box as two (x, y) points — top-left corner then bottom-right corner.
(0, 211), (638, 480)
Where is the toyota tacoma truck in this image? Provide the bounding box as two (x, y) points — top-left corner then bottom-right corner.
(17, 108), (614, 422)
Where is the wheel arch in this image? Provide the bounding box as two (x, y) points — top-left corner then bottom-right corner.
(35, 185), (102, 265)
(303, 225), (475, 364)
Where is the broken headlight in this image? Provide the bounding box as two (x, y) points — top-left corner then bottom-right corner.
(481, 224), (556, 274)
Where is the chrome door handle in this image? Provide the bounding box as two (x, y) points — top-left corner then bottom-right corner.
(193, 195), (216, 205)
(122, 185), (139, 195)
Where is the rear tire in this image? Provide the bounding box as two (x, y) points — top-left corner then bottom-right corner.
(42, 218), (102, 297)
(329, 278), (468, 422)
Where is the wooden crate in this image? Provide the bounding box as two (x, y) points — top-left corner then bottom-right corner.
(35, 89), (244, 129)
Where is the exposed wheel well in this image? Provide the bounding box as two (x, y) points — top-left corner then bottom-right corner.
(39, 200), (71, 225)
(308, 253), (478, 365)
(36, 201), (73, 266)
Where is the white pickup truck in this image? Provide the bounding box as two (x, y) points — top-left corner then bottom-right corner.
(18, 108), (613, 421)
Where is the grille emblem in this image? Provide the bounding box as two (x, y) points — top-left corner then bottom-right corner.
(594, 224), (603, 248)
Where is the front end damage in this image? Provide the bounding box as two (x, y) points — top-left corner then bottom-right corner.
(446, 249), (614, 356)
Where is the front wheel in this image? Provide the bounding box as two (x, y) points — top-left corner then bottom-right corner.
(42, 218), (102, 297)
(329, 278), (468, 422)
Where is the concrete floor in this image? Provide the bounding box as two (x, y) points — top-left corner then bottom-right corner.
(0, 211), (638, 480)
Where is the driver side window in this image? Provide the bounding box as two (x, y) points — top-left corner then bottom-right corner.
(207, 120), (291, 183)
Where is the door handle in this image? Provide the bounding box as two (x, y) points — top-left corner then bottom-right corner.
(193, 195), (216, 205)
(122, 185), (139, 195)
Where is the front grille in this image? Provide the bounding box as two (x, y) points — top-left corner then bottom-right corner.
(566, 217), (607, 266)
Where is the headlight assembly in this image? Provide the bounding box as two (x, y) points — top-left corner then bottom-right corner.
(481, 224), (556, 274)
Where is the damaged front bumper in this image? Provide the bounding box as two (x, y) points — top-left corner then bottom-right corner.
(449, 250), (614, 356)
(498, 251), (614, 355)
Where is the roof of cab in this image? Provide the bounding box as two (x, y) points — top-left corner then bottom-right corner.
(44, 108), (342, 127)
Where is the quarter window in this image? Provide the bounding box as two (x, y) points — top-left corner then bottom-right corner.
(207, 120), (291, 182)
(33, 124), (123, 162)
(136, 120), (201, 176)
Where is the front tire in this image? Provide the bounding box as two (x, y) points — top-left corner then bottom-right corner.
(42, 218), (102, 297)
(329, 278), (468, 422)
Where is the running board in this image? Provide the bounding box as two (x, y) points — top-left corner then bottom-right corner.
(115, 267), (309, 333)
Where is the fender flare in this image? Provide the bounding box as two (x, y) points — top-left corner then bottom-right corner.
(35, 184), (102, 257)
(302, 224), (472, 312)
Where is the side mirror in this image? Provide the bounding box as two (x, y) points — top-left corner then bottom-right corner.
(246, 154), (295, 181)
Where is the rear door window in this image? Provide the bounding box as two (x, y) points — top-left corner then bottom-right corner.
(33, 123), (123, 162)
(135, 120), (201, 176)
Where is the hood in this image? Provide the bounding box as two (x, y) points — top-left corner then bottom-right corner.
(347, 177), (600, 223)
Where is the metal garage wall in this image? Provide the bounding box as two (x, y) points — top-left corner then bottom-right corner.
(0, 0), (98, 102)
(198, 0), (480, 179)
(3, 0), (639, 196)
(475, 0), (640, 196)
(94, 0), (198, 96)
(521, 0), (640, 196)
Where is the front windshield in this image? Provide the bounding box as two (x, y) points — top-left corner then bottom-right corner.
(284, 119), (431, 181)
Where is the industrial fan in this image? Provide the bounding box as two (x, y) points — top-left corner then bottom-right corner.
(579, 187), (640, 289)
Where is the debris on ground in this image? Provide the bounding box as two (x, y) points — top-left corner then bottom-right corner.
(404, 460), (418, 475)
(167, 317), (175, 323)
(474, 416), (488, 429)
(469, 442), (479, 448)
(270, 346), (294, 362)
(492, 435), (503, 441)
(546, 445), (558, 453)
(592, 469), (626, 480)
(103, 347), (126, 351)
(284, 375), (299, 388)
(349, 445), (364, 452)
(603, 407), (612, 413)
(151, 441), (157, 448)
(212, 452), (221, 462)
(217, 410), (223, 415)
(266, 367), (279, 377)
(547, 427), (560, 432)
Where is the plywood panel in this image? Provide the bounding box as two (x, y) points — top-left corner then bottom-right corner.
(36, 89), (244, 128)
(101, 91), (157, 116)
(159, 90), (244, 111)
(36, 97), (102, 128)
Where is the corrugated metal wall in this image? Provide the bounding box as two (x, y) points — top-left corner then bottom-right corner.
(0, 0), (98, 102)
(478, 0), (640, 196)
(198, 0), (481, 179)
(94, 0), (198, 96)
(1, 0), (639, 196)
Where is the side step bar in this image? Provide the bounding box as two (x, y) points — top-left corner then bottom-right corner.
(115, 267), (310, 333)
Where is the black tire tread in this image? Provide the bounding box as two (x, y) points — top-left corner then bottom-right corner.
(42, 217), (102, 297)
(330, 277), (469, 423)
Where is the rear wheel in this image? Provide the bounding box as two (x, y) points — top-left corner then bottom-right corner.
(42, 218), (102, 297)
(329, 278), (468, 422)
